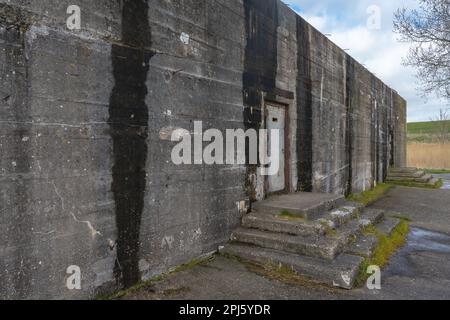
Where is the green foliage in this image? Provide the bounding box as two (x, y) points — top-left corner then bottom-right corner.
(422, 168), (450, 174)
(277, 210), (305, 222)
(355, 220), (409, 286)
(407, 121), (450, 143)
(346, 183), (392, 206)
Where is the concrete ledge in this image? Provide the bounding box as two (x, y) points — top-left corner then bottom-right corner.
(253, 193), (345, 219)
(377, 217), (402, 236)
(242, 213), (325, 237)
(231, 228), (344, 261)
(346, 234), (378, 258)
(220, 243), (364, 290)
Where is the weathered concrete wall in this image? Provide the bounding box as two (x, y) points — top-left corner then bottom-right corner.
(0, 0), (406, 299)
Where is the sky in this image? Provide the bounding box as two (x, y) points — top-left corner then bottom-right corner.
(282, 0), (449, 122)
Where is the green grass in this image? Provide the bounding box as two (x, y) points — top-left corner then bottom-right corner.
(422, 168), (450, 174)
(408, 120), (450, 135)
(346, 183), (393, 206)
(388, 179), (443, 189)
(407, 120), (450, 143)
(355, 220), (409, 286)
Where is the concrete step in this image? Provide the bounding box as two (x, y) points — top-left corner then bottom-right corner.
(429, 177), (440, 186)
(231, 228), (344, 261)
(225, 208), (395, 289)
(252, 192), (345, 219)
(389, 167), (418, 174)
(387, 173), (432, 183)
(346, 234), (378, 258)
(316, 206), (362, 230)
(318, 207), (384, 232)
(220, 243), (364, 289)
(387, 170), (424, 178)
(345, 216), (401, 258)
(376, 217), (402, 236)
(242, 213), (325, 237)
(242, 205), (362, 237)
(358, 208), (385, 226)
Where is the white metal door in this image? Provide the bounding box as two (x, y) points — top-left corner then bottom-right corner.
(266, 104), (285, 193)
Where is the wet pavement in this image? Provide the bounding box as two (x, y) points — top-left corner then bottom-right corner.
(434, 174), (450, 190)
(358, 226), (450, 299)
(126, 186), (450, 300)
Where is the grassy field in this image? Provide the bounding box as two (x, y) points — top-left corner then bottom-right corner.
(408, 120), (450, 134)
(407, 120), (450, 143)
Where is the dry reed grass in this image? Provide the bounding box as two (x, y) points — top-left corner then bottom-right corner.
(407, 143), (450, 169)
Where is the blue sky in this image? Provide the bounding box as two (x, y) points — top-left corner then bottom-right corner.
(282, 0), (449, 122)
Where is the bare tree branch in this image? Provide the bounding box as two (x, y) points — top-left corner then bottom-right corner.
(394, 0), (450, 99)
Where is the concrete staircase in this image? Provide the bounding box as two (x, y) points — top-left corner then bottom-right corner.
(220, 192), (402, 289)
(386, 167), (438, 186)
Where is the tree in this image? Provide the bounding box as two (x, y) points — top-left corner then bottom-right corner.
(430, 108), (450, 143)
(394, 0), (450, 99)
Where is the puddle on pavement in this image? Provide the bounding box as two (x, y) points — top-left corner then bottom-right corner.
(407, 228), (450, 253)
(384, 227), (450, 277)
(433, 174), (450, 190)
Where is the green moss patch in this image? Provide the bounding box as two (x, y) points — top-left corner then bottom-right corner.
(169, 255), (215, 274)
(346, 183), (393, 206)
(355, 220), (409, 286)
(423, 168), (450, 174)
(276, 210), (305, 222)
(388, 179), (442, 189)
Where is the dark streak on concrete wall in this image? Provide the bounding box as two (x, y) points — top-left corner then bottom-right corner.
(345, 57), (355, 196)
(370, 75), (377, 185)
(296, 17), (313, 192)
(109, 0), (154, 288)
(242, 0), (279, 199)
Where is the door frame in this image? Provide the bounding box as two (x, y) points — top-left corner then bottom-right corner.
(263, 99), (290, 195)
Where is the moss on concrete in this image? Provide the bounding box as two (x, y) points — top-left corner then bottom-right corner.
(355, 220), (409, 286)
(388, 179), (442, 189)
(276, 210), (305, 222)
(318, 220), (337, 237)
(347, 183), (393, 206)
(169, 255), (215, 274)
(161, 286), (191, 297)
(97, 255), (214, 300)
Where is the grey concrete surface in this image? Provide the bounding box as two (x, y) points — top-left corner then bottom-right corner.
(372, 186), (450, 235)
(126, 186), (450, 300)
(253, 192), (344, 218)
(0, 0), (407, 299)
